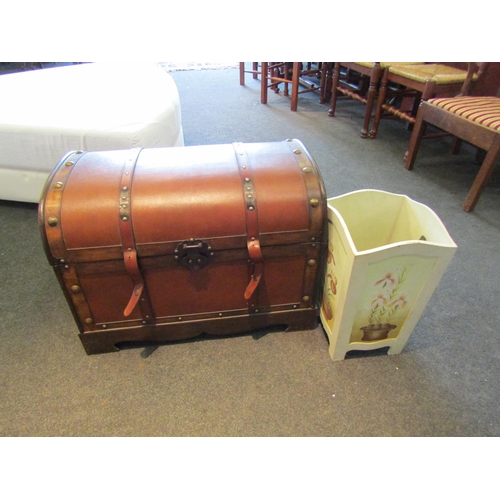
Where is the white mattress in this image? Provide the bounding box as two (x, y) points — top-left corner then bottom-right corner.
(0, 63), (184, 203)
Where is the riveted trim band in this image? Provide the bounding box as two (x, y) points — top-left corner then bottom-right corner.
(118, 148), (155, 322)
(41, 150), (85, 263)
(233, 142), (264, 304)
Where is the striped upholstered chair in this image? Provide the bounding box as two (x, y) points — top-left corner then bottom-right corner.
(404, 96), (500, 212)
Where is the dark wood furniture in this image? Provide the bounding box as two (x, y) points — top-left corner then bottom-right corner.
(240, 62), (330, 111)
(404, 96), (500, 212)
(328, 62), (425, 138)
(328, 62), (383, 138)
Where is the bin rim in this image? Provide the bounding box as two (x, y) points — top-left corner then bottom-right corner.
(327, 189), (457, 255)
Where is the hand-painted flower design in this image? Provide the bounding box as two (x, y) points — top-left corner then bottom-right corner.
(388, 293), (408, 310)
(322, 269), (338, 323)
(370, 292), (388, 308)
(374, 271), (396, 288)
(327, 242), (335, 265)
(322, 295), (333, 321)
(327, 273), (338, 295)
(365, 267), (409, 326)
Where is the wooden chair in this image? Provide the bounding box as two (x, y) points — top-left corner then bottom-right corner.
(261, 62), (330, 111)
(239, 62), (268, 105)
(404, 96), (500, 212)
(239, 62), (260, 84)
(328, 62), (422, 138)
(328, 62), (380, 138)
(371, 63), (489, 139)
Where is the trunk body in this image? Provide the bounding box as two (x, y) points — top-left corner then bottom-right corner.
(39, 140), (327, 354)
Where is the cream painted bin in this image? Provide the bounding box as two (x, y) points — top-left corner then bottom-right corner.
(320, 190), (457, 361)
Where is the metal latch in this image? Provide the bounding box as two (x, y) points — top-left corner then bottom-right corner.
(175, 239), (212, 270)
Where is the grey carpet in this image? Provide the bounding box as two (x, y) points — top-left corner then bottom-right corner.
(1, 67), (499, 437)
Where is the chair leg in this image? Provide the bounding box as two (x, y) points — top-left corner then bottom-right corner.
(370, 68), (388, 139)
(290, 62), (300, 112)
(328, 63), (341, 117)
(319, 62), (331, 104)
(239, 62), (245, 85)
(463, 139), (500, 212)
(451, 137), (462, 155)
(261, 62), (268, 104)
(404, 104), (428, 170)
(361, 63), (381, 139)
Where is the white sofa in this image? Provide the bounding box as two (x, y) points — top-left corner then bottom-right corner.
(0, 63), (184, 203)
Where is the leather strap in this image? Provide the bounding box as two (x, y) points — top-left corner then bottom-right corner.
(233, 143), (264, 301)
(118, 149), (154, 320)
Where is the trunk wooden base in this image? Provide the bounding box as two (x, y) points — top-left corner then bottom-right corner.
(79, 308), (319, 355)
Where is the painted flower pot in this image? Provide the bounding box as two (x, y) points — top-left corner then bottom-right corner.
(320, 190), (457, 361)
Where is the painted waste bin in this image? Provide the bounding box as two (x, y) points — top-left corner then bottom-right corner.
(320, 190), (457, 361)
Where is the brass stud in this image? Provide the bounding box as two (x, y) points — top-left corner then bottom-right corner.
(70, 285), (81, 293)
(84, 318), (93, 325)
(121, 216), (129, 222)
(309, 198), (320, 208)
(302, 167), (312, 173)
(244, 177), (250, 182)
(65, 161), (74, 167)
(302, 296), (310, 302)
(75, 150), (83, 154)
(293, 149), (301, 154)
(121, 186), (129, 191)
(307, 259), (316, 267)
(248, 205), (255, 211)
(53, 181), (63, 189)
(47, 216), (58, 227)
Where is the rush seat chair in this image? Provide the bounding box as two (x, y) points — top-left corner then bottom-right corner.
(328, 62), (422, 139)
(328, 62), (383, 138)
(371, 63), (489, 139)
(404, 96), (500, 212)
